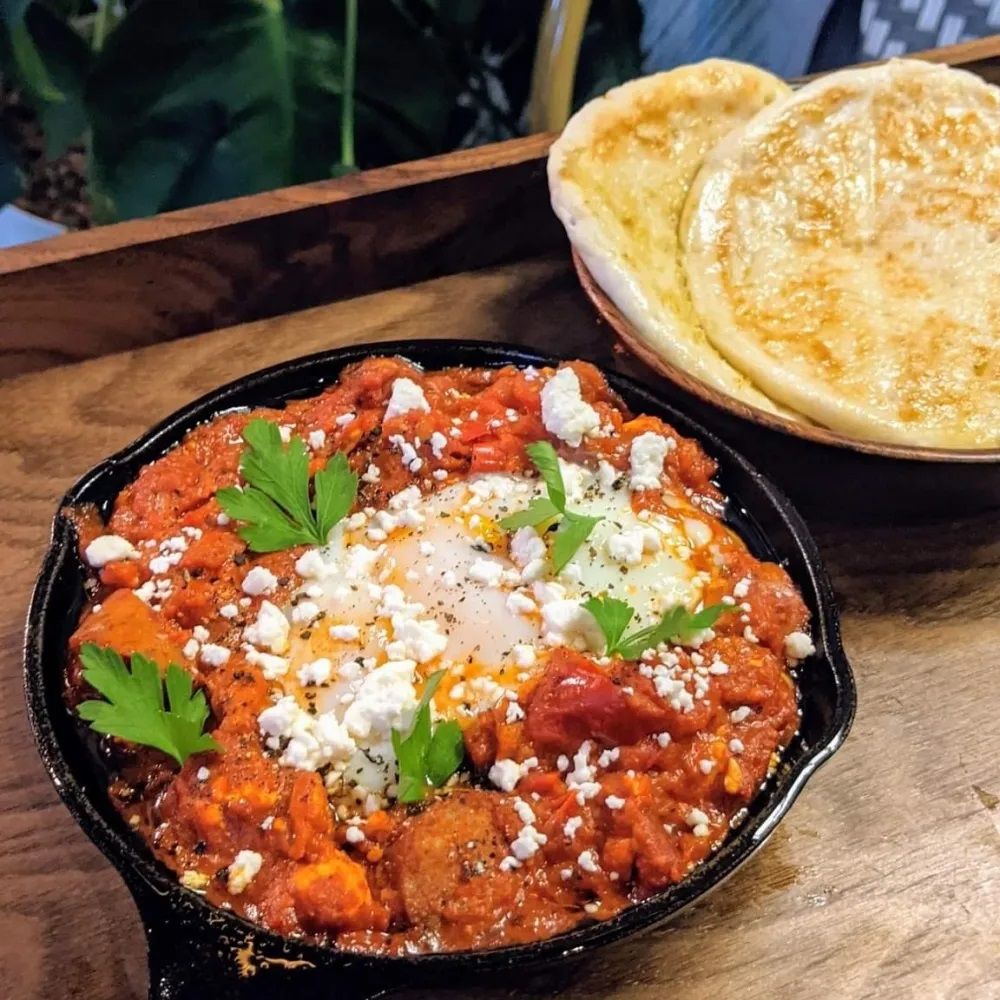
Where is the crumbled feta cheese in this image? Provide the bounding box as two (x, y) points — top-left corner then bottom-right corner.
(329, 623), (360, 641)
(196, 767), (210, 782)
(729, 738), (745, 754)
(468, 558), (505, 587)
(540, 599), (604, 652)
(182, 638), (200, 660)
(606, 525), (661, 565)
(384, 378), (431, 420)
(345, 825), (365, 844)
(278, 425), (294, 444)
(308, 429), (326, 450)
(199, 643), (231, 667)
(733, 577), (751, 599)
(510, 526), (546, 568)
(511, 643), (536, 668)
(227, 850), (263, 894)
(84, 534), (140, 568)
(297, 657), (333, 686)
(429, 431), (448, 459)
(784, 631), (816, 660)
(291, 601), (321, 625)
(243, 600), (290, 653)
(605, 795), (626, 810)
(242, 566), (278, 596)
(540, 368), (600, 447)
(510, 823), (547, 861)
(687, 807), (710, 827)
(730, 706), (752, 723)
(488, 757), (540, 792)
(564, 815), (583, 840)
(335, 412), (356, 427)
(577, 850), (600, 873)
(342, 659), (418, 740)
(244, 646), (289, 680)
(219, 603), (239, 619)
(629, 432), (674, 490)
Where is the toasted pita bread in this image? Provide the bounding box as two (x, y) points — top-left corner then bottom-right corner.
(548, 59), (797, 418)
(682, 58), (1000, 449)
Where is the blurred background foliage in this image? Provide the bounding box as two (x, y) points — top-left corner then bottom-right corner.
(0, 0), (641, 227)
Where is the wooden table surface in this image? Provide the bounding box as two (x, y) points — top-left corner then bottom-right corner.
(1, 255), (998, 999)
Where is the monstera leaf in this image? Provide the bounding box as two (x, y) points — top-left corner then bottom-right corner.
(85, 0), (462, 221)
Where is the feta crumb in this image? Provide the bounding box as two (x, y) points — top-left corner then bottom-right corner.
(329, 623), (360, 641)
(629, 432), (674, 491)
(784, 631), (816, 660)
(605, 795), (626, 810)
(577, 849), (600, 873)
(468, 558), (505, 587)
(564, 815), (583, 839)
(199, 643), (231, 667)
(540, 368), (600, 447)
(384, 378), (431, 420)
(730, 706), (752, 723)
(297, 657), (333, 686)
(242, 566), (278, 596)
(227, 850), (263, 895)
(84, 534), (140, 568)
(219, 603), (239, 619)
(243, 600), (290, 653)
(196, 767), (210, 782)
(308, 429), (326, 450)
(345, 825), (365, 844)
(182, 638), (200, 660)
(335, 412), (356, 427)
(511, 643), (536, 668)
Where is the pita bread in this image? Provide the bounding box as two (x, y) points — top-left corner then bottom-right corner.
(548, 59), (797, 418)
(683, 58), (1000, 449)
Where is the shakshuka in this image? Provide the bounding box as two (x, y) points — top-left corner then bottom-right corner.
(67, 357), (813, 954)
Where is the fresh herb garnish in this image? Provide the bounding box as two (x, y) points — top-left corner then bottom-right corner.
(500, 441), (602, 573)
(583, 596), (730, 660)
(76, 643), (221, 765)
(391, 670), (465, 803)
(217, 419), (357, 552)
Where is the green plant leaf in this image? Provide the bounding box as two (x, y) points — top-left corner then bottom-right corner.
(217, 418), (357, 552)
(314, 452), (358, 542)
(502, 440), (602, 572)
(616, 603), (731, 660)
(582, 595), (634, 654)
(84, 0), (465, 221)
(523, 440), (566, 512)
(77, 644), (221, 765)
(499, 496), (560, 531)
(551, 510), (602, 573)
(426, 719), (464, 787)
(391, 670), (464, 803)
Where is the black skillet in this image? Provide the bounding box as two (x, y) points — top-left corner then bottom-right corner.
(24, 340), (856, 999)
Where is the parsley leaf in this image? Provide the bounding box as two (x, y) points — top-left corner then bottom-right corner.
(76, 644), (221, 765)
(217, 418), (358, 553)
(584, 597), (731, 660)
(391, 670), (465, 803)
(523, 441), (566, 511)
(552, 510), (603, 573)
(582, 596), (635, 652)
(499, 496), (561, 531)
(499, 440), (602, 571)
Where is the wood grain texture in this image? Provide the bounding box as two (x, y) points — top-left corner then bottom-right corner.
(0, 135), (560, 378)
(1, 258), (997, 1000)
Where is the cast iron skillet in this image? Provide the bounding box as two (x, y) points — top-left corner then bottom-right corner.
(25, 340), (856, 1000)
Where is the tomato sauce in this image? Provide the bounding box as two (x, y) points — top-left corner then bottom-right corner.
(66, 358), (806, 954)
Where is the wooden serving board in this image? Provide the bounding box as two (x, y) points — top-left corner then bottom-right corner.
(2, 39), (999, 1000)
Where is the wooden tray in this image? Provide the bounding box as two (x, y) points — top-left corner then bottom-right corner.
(2, 38), (999, 1000)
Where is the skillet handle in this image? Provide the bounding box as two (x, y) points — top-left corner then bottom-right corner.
(132, 880), (401, 1000)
